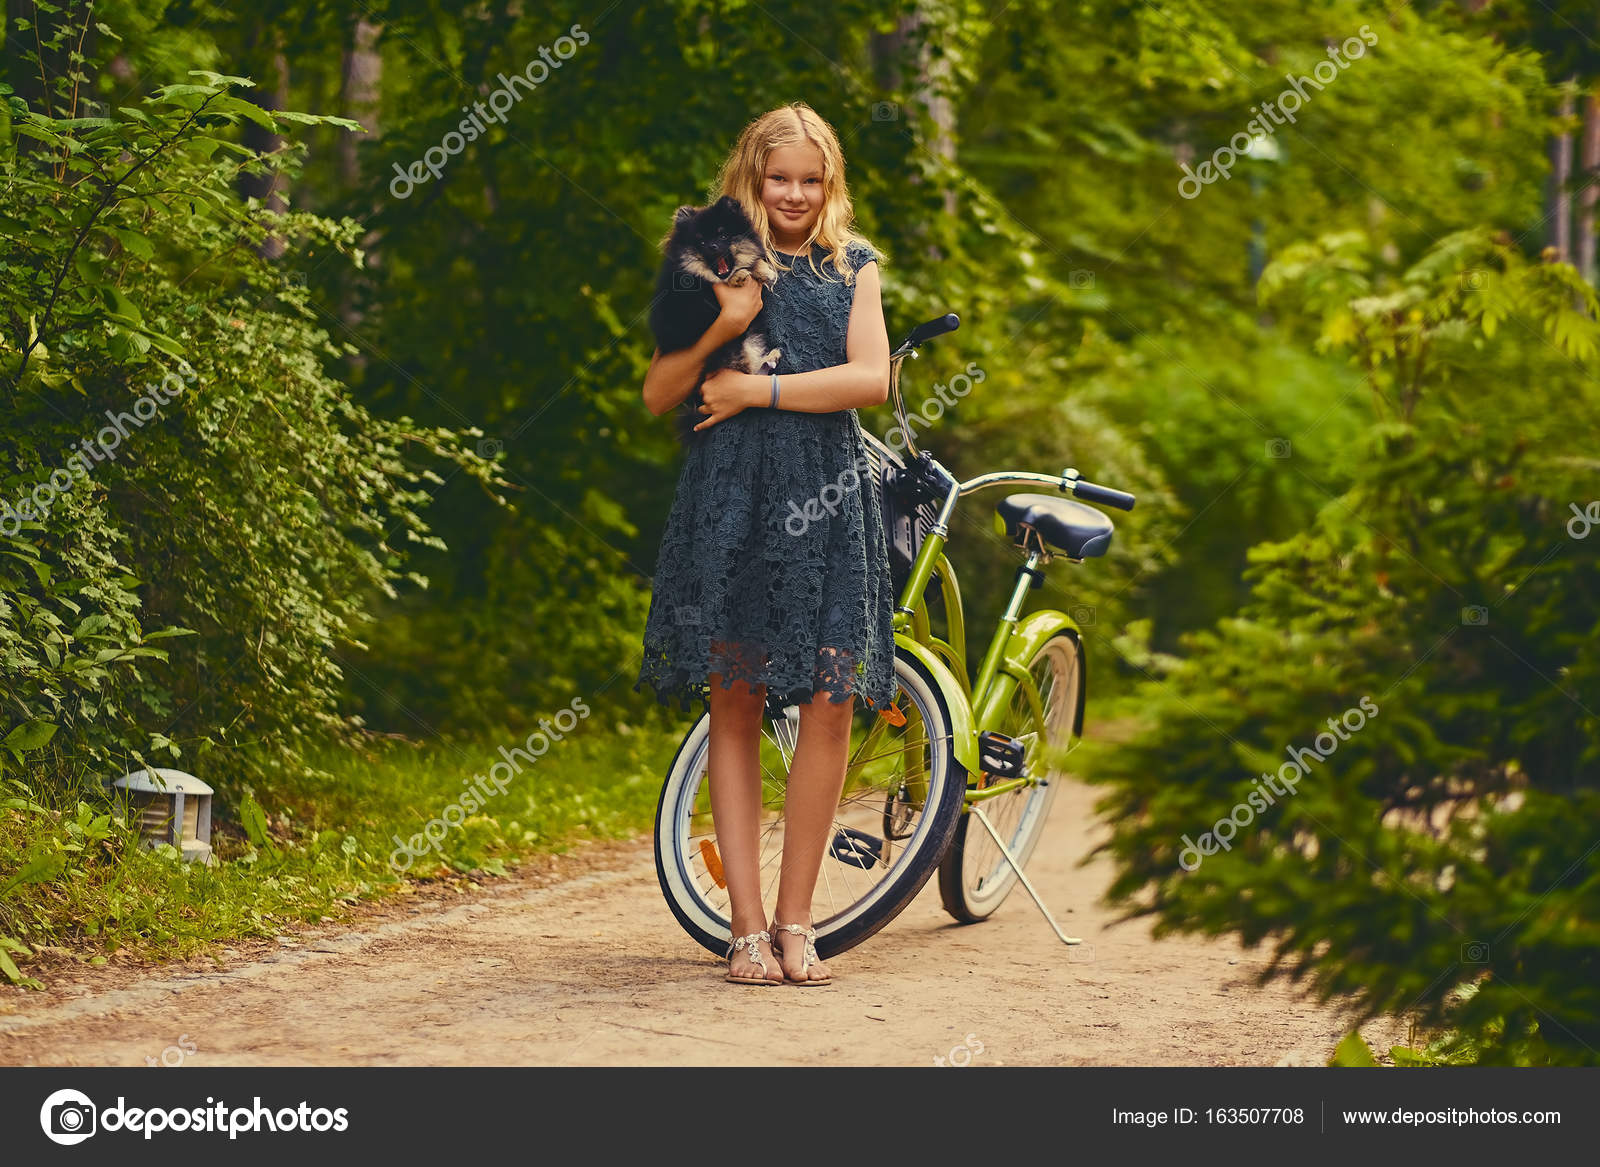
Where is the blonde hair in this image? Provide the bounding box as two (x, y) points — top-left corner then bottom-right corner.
(706, 101), (882, 285)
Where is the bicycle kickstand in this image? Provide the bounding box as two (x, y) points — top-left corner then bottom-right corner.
(968, 805), (1082, 946)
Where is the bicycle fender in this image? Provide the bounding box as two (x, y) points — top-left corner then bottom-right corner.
(1008, 609), (1078, 663)
(1004, 609), (1088, 736)
(893, 632), (979, 775)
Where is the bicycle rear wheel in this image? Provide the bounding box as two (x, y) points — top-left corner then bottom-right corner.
(937, 631), (1083, 922)
(655, 647), (965, 959)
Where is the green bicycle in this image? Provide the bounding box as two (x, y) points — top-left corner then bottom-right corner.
(654, 312), (1136, 958)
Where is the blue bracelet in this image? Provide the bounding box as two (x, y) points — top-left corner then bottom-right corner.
(770, 373), (780, 408)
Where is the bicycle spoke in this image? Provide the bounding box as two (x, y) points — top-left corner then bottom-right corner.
(844, 715), (890, 772)
(761, 840), (784, 903)
(960, 638), (1080, 908)
(764, 713), (799, 767)
(817, 855), (840, 919)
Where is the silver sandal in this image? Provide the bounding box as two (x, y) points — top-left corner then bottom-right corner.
(725, 929), (780, 985)
(771, 920), (833, 985)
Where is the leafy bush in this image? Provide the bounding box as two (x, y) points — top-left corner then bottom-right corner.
(0, 721), (674, 987)
(1086, 228), (1600, 1065)
(2, 17), (500, 791)
(346, 510), (658, 740)
(1075, 332), (1367, 650)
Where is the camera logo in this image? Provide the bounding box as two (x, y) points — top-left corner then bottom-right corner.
(40, 1089), (97, 1145)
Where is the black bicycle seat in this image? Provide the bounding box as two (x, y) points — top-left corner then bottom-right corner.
(995, 493), (1114, 559)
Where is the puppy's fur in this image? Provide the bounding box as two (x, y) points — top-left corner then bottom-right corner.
(649, 196), (782, 447)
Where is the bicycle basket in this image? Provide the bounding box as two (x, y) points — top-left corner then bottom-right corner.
(863, 430), (939, 593)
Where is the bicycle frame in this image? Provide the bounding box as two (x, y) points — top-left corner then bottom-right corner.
(875, 344), (1093, 803)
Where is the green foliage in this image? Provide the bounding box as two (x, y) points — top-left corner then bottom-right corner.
(1087, 230), (1600, 1065)
(308, 0), (1088, 730)
(965, 1), (1551, 338)
(1334, 984), (1555, 1066)
(1329, 1031), (1381, 1067)
(4, 2), (1598, 1043)
(2, 7), (501, 790)
(1069, 332), (1367, 655)
(0, 719), (674, 987)
(350, 511), (656, 738)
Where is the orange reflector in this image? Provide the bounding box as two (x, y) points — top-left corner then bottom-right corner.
(879, 702), (906, 726)
(699, 839), (727, 888)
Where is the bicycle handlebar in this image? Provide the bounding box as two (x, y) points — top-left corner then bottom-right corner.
(953, 468), (1137, 512)
(1064, 470), (1136, 512)
(893, 313), (959, 356)
(884, 312), (1137, 513)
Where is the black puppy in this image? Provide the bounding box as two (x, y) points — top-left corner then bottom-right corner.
(649, 196), (782, 446)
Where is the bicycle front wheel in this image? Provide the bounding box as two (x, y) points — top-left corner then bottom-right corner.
(654, 647), (966, 960)
(937, 631), (1083, 922)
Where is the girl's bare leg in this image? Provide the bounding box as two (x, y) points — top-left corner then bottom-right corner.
(772, 688), (855, 982)
(705, 670), (782, 982)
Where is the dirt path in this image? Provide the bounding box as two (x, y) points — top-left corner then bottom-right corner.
(0, 778), (1404, 1066)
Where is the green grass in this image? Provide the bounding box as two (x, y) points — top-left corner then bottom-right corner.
(0, 721), (680, 988)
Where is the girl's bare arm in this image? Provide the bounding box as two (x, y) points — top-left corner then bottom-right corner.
(642, 278), (765, 416)
(641, 331), (729, 417)
(783, 259), (891, 409)
(698, 261), (890, 420)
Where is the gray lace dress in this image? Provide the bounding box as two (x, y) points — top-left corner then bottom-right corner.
(634, 239), (897, 715)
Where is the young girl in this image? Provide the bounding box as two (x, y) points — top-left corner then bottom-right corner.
(634, 102), (896, 986)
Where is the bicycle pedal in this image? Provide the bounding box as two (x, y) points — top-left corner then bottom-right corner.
(977, 730), (1026, 780)
(830, 827), (883, 869)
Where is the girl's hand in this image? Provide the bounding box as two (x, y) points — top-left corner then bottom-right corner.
(694, 368), (762, 432)
(709, 276), (763, 343)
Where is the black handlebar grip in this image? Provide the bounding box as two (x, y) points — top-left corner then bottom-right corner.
(906, 313), (959, 348)
(1073, 479), (1137, 511)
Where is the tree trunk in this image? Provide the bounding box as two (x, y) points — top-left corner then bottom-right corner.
(870, 6), (957, 261)
(236, 30), (290, 261)
(338, 15), (384, 367)
(338, 18), (383, 189)
(1547, 82), (1574, 263)
(1578, 89), (1599, 286)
